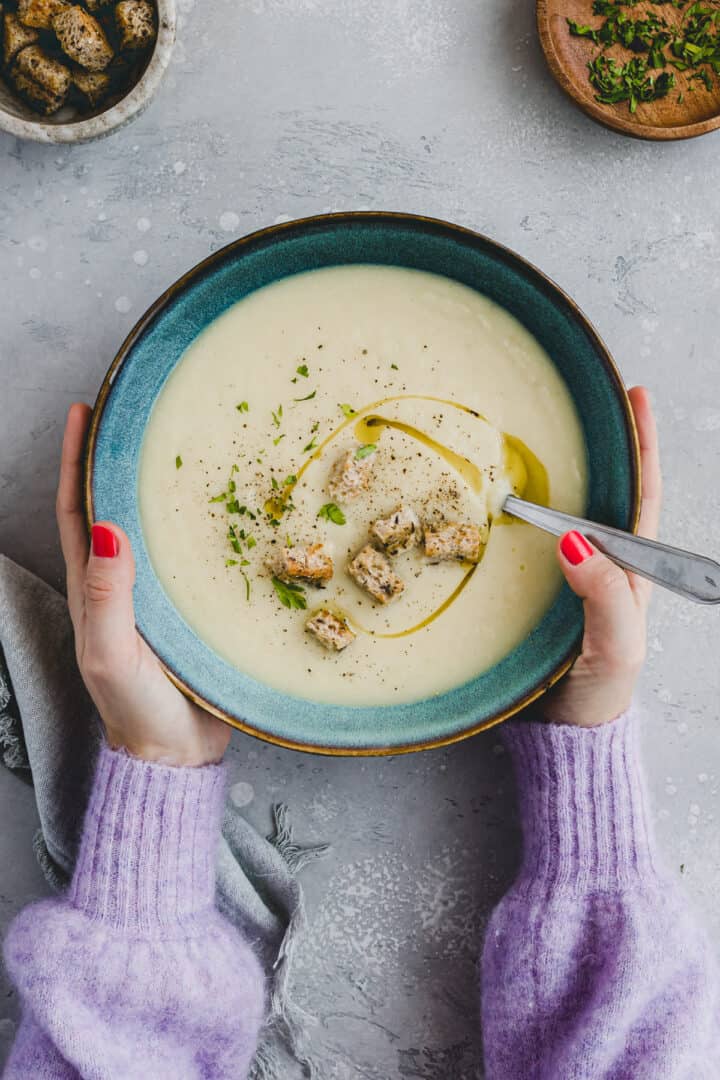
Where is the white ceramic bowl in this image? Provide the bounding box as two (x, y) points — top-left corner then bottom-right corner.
(0, 0), (176, 144)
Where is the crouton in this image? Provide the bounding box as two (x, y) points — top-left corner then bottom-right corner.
(3, 11), (38, 66)
(306, 610), (356, 652)
(71, 66), (110, 107)
(17, 0), (68, 30)
(348, 545), (404, 605)
(274, 543), (334, 586)
(52, 6), (113, 71)
(115, 0), (156, 51)
(12, 44), (70, 114)
(423, 522), (487, 564)
(327, 447), (375, 503)
(369, 505), (422, 555)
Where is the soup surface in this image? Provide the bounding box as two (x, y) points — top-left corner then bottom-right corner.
(139, 265), (587, 706)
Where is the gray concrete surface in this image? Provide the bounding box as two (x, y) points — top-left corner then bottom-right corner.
(1, 0), (720, 1075)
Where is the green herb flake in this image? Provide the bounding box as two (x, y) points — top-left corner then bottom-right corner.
(271, 405), (283, 429)
(226, 558), (238, 567)
(317, 502), (346, 525)
(246, 536), (257, 549)
(272, 575), (307, 610)
(273, 434), (286, 445)
(339, 403), (357, 417)
(390, 363), (399, 370)
(271, 476), (279, 490)
(355, 443), (377, 459)
(294, 389), (317, 402)
(303, 438), (318, 453)
(175, 455), (183, 469)
(226, 499), (243, 514)
(296, 363), (309, 378)
(284, 474), (297, 486)
(209, 492), (228, 503)
(236, 401), (249, 413)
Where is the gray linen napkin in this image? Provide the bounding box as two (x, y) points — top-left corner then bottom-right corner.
(0, 553), (328, 1079)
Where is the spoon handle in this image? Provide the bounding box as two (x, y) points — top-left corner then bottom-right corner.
(503, 495), (720, 605)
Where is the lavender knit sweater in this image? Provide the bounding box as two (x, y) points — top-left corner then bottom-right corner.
(3, 709), (718, 1078)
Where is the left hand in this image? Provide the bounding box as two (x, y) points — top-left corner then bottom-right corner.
(57, 403), (232, 766)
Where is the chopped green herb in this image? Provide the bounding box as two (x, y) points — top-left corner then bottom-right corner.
(284, 474), (297, 486)
(355, 443), (377, 459)
(228, 479), (236, 493)
(175, 455), (183, 469)
(390, 363), (399, 370)
(303, 438), (318, 453)
(273, 434), (286, 445)
(231, 464), (239, 474)
(236, 401), (249, 413)
(317, 502), (346, 525)
(226, 558), (238, 567)
(339, 403), (357, 417)
(240, 570), (251, 601)
(246, 536), (257, 549)
(296, 363), (309, 378)
(294, 390), (317, 402)
(271, 405), (283, 429)
(226, 499), (242, 514)
(209, 492), (228, 503)
(271, 476), (279, 490)
(272, 575), (307, 610)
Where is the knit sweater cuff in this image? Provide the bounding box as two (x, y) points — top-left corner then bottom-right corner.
(503, 707), (661, 895)
(68, 745), (226, 931)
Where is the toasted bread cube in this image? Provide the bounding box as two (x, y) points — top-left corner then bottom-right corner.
(348, 545), (404, 605)
(327, 447), (375, 503)
(12, 44), (70, 113)
(369, 505), (422, 555)
(3, 11), (39, 65)
(306, 610), (356, 652)
(52, 6), (113, 71)
(115, 0), (156, 50)
(72, 66), (110, 107)
(424, 522), (487, 564)
(17, 0), (68, 30)
(274, 543), (334, 586)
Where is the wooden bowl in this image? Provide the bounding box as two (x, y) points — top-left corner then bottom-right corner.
(537, 0), (720, 140)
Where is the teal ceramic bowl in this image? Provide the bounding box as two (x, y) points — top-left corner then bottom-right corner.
(86, 213), (640, 755)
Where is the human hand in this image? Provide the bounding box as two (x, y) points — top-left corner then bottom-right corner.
(56, 403), (232, 766)
(542, 386), (661, 728)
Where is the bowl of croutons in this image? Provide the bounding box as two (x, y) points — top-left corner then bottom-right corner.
(0, 0), (175, 142)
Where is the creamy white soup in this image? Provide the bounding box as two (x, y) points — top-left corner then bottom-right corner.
(139, 265), (587, 707)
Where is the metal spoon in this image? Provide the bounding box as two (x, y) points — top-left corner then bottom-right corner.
(503, 495), (720, 605)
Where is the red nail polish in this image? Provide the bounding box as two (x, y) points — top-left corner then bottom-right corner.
(91, 524), (119, 558)
(560, 530), (593, 566)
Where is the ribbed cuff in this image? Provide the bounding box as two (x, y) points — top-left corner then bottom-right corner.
(68, 745), (226, 932)
(503, 708), (661, 896)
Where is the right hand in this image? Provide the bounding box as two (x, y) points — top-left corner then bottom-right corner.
(57, 403), (232, 767)
(541, 386), (661, 728)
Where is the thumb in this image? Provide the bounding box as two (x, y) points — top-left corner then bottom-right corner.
(557, 530), (639, 666)
(84, 523), (137, 657)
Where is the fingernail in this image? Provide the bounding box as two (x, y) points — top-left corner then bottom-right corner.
(91, 524), (119, 558)
(560, 530), (593, 566)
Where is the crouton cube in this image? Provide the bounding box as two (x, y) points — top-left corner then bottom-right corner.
(72, 66), (110, 107)
(306, 610), (356, 652)
(115, 0), (156, 51)
(17, 0), (68, 30)
(327, 447), (375, 503)
(3, 11), (38, 65)
(12, 44), (70, 114)
(274, 543), (334, 586)
(348, 545), (405, 605)
(423, 522), (487, 564)
(52, 6), (113, 71)
(369, 505), (422, 555)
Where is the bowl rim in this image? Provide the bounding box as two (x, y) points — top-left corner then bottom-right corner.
(0, 0), (176, 145)
(85, 211), (642, 756)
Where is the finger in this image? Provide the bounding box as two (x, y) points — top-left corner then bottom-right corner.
(56, 403), (92, 623)
(557, 532), (644, 671)
(628, 386), (662, 540)
(83, 523), (137, 670)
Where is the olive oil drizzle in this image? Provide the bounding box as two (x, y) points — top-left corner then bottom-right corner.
(269, 393), (549, 639)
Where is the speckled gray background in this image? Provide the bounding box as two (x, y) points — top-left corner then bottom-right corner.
(1, 0), (719, 1075)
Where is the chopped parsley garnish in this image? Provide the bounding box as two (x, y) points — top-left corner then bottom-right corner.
(273, 434), (286, 445)
(272, 575), (307, 610)
(175, 455), (183, 469)
(209, 492), (227, 503)
(240, 569), (251, 601)
(303, 438), (318, 453)
(226, 558), (238, 567)
(390, 363), (399, 370)
(271, 405), (283, 429)
(355, 443), (377, 459)
(236, 401), (249, 413)
(271, 476), (279, 490)
(284, 474), (297, 486)
(589, 55), (675, 112)
(293, 390), (317, 402)
(226, 499), (242, 514)
(339, 403), (356, 417)
(317, 502), (346, 525)
(296, 364), (309, 378)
